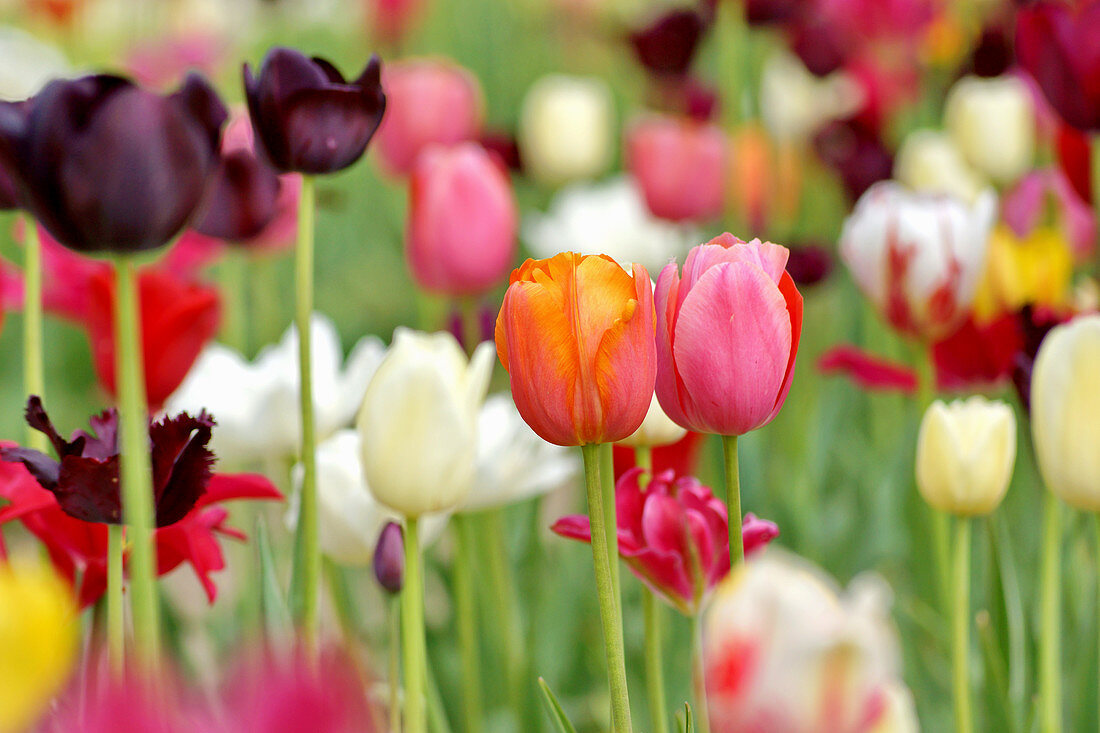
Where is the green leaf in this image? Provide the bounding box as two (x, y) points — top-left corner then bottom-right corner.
(257, 516), (292, 642)
(537, 677), (577, 733)
(676, 702), (694, 733)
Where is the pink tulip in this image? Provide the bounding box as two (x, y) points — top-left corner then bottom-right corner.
(376, 59), (483, 176)
(626, 113), (727, 222)
(407, 143), (518, 297)
(654, 234), (803, 436)
(1003, 168), (1096, 261)
(365, 0), (426, 46)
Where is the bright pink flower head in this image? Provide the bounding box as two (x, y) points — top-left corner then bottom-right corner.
(552, 467), (777, 614)
(654, 234), (803, 436)
(407, 142), (517, 296)
(376, 59), (484, 176)
(626, 113), (727, 222)
(1003, 168), (1096, 260)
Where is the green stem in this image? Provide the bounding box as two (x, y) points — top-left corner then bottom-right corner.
(112, 256), (159, 667)
(22, 216), (45, 451)
(691, 614), (711, 733)
(324, 558), (359, 644)
(402, 517), (427, 733)
(642, 590), (669, 733)
(580, 443), (632, 732)
(1040, 493), (1062, 733)
(953, 516), (972, 733)
(600, 442), (621, 612)
(716, 0), (748, 126)
(457, 297), (481, 356)
(289, 175), (320, 649)
(482, 509), (525, 721)
(218, 251), (248, 355)
(453, 515), (484, 733)
(635, 446), (652, 474)
(389, 596), (401, 733)
(916, 344), (952, 613)
(106, 524), (125, 674)
(722, 436), (744, 568)
(976, 611), (1020, 733)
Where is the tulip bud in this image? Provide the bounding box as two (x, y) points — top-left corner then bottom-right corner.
(944, 75), (1035, 185)
(518, 74), (613, 187)
(894, 129), (986, 204)
(915, 397), (1016, 516)
(406, 143), (518, 297)
(1031, 315), (1100, 510)
(373, 521), (405, 594)
(626, 113), (726, 222)
(617, 393), (687, 448)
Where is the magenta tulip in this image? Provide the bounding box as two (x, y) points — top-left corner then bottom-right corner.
(626, 113), (726, 222)
(406, 143), (517, 297)
(654, 234), (803, 436)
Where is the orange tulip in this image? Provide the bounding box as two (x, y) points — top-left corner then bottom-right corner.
(495, 252), (656, 447)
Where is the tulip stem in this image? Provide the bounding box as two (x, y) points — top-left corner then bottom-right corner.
(1040, 493), (1062, 733)
(581, 443), (633, 733)
(453, 515), (484, 733)
(218, 251), (249, 355)
(402, 517), (427, 733)
(722, 436), (744, 568)
(600, 442), (622, 609)
(112, 256), (159, 668)
(289, 174), (320, 650)
(22, 216), (45, 451)
(106, 523), (125, 675)
(643, 590), (669, 733)
(691, 614), (712, 733)
(389, 596), (401, 733)
(480, 509), (526, 721)
(458, 297), (481, 356)
(952, 516), (972, 733)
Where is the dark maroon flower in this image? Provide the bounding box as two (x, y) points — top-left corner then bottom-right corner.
(967, 24), (1014, 78)
(373, 521), (404, 594)
(0, 74), (226, 253)
(1012, 305), (1069, 411)
(813, 116), (894, 202)
(629, 9), (708, 77)
(1, 396), (215, 527)
(745, 0), (800, 25)
(785, 243), (833, 287)
(1016, 1), (1100, 131)
(243, 48), (387, 175)
(788, 16), (848, 76)
(192, 147), (281, 241)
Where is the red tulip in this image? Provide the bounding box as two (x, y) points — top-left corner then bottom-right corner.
(626, 113), (726, 222)
(86, 267), (220, 410)
(407, 143), (517, 297)
(552, 467), (778, 614)
(375, 59), (483, 176)
(613, 431), (705, 481)
(654, 235), (802, 436)
(1017, 1), (1100, 131)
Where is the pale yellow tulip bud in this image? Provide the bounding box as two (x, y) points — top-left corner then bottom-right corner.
(945, 75), (1035, 185)
(518, 74), (614, 187)
(617, 392), (687, 448)
(916, 396), (1016, 516)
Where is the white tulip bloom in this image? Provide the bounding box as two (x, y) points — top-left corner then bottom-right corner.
(760, 49), (861, 143)
(518, 74), (614, 187)
(358, 329), (495, 517)
(945, 74), (1035, 185)
(894, 128), (987, 204)
(617, 392), (686, 448)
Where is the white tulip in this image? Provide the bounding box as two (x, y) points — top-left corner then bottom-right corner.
(840, 181), (997, 339)
(358, 329), (495, 517)
(1031, 315), (1100, 511)
(463, 395), (579, 512)
(760, 49), (861, 143)
(0, 27), (70, 101)
(945, 75), (1035, 185)
(617, 392), (686, 448)
(894, 129), (987, 204)
(166, 313), (385, 466)
(518, 74), (614, 187)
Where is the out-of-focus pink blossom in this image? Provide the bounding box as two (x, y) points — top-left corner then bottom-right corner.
(626, 113), (727, 222)
(126, 33), (227, 90)
(366, 0), (426, 46)
(1003, 169), (1096, 260)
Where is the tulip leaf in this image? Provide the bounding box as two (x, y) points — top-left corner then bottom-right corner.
(257, 516), (292, 641)
(537, 677), (577, 733)
(675, 702), (694, 733)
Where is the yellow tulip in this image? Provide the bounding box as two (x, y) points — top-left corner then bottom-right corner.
(972, 224), (1073, 322)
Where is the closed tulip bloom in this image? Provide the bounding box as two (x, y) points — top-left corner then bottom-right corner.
(358, 329), (494, 517)
(406, 143), (518, 297)
(840, 182), (997, 340)
(617, 392), (687, 448)
(1031, 315), (1100, 510)
(894, 129), (986, 204)
(244, 47), (386, 175)
(654, 235), (803, 436)
(0, 73), (226, 253)
(375, 59), (483, 176)
(495, 252), (657, 446)
(518, 74), (613, 186)
(1016, 1), (1100, 131)
(626, 113), (726, 222)
(916, 397), (1016, 516)
(944, 75), (1035, 184)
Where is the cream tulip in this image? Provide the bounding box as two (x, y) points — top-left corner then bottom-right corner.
(1031, 315), (1100, 511)
(945, 75), (1035, 185)
(916, 397), (1017, 516)
(894, 129), (987, 204)
(617, 392), (687, 448)
(357, 329), (495, 517)
(518, 74), (614, 187)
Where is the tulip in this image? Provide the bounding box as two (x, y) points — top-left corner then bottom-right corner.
(406, 143), (517, 297)
(358, 329), (494, 517)
(375, 59), (483, 176)
(618, 392), (687, 449)
(626, 113), (727, 222)
(839, 181), (997, 340)
(495, 252), (656, 446)
(518, 74), (613, 187)
(192, 147), (281, 243)
(1016, 2), (1100, 131)
(893, 129), (987, 203)
(628, 7), (708, 77)
(916, 397), (1016, 516)
(1003, 169), (1096, 261)
(522, 175), (698, 277)
(366, 0), (426, 45)
(971, 225), (1073, 322)
(373, 521), (404, 594)
(759, 49), (861, 144)
(244, 47), (387, 175)
(944, 75), (1035, 185)
(0, 73), (226, 253)
(813, 116), (895, 202)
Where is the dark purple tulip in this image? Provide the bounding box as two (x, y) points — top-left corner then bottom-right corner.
(243, 48), (387, 175)
(0, 164), (18, 210)
(745, 0), (800, 25)
(373, 521), (404, 594)
(789, 16), (848, 77)
(1011, 306), (1067, 413)
(629, 9), (708, 77)
(813, 116), (894, 202)
(193, 148), (281, 241)
(0, 74), (226, 254)
(785, 243), (834, 287)
(0, 396), (216, 527)
(967, 24), (1014, 78)
(1016, 1), (1100, 131)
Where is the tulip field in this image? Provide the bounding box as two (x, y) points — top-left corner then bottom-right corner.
(3, 1), (1100, 732)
